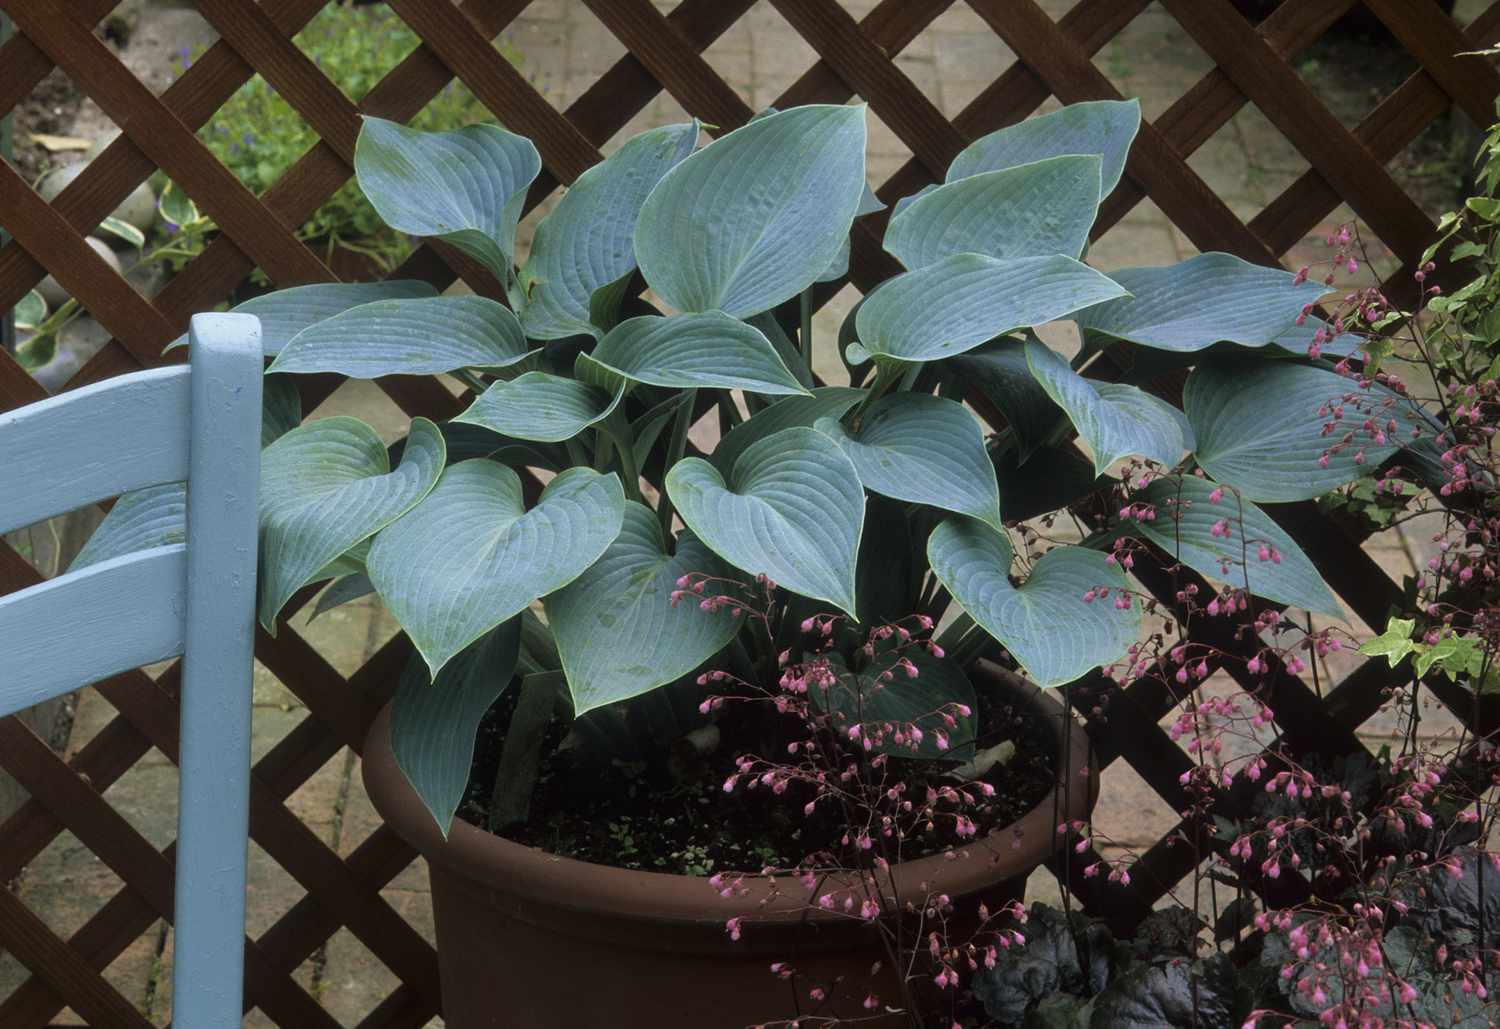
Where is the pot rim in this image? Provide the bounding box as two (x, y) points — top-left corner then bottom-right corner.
(363, 658), (1099, 930)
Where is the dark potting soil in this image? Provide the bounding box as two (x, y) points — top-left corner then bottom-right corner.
(458, 680), (1060, 878)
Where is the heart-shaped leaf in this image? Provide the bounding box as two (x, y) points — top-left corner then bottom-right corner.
(546, 502), (742, 715)
(950, 338), (1062, 463)
(165, 280), (437, 353)
(1127, 476), (1340, 615)
(947, 99), (1141, 197)
(928, 520), (1139, 687)
(814, 649), (977, 760)
(816, 393), (1002, 529)
(268, 296), (530, 377)
(1185, 359), (1418, 502)
(854, 253), (1128, 367)
(454, 372), (622, 443)
(1075, 253), (1328, 353)
(995, 445), (1103, 523)
(590, 313), (809, 395)
(711, 387), (866, 474)
(816, 182), (887, 283)
(258, 417), (446, 630)
(668, 426), (864, 615)
(884, 155), (1102, 270)
(310, 573), (377, 621)
(70, 484), (186, 572)
(368, 462), (625, 677)
(391, 619), (521, 836)
(635, 105), (868, 318)
(355, 116), (541, 283)
(1024, 340), (1191, 474)
(521, 122), (699, 340)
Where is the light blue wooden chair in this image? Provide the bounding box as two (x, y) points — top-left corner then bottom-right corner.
(0, 314), (263, 1028)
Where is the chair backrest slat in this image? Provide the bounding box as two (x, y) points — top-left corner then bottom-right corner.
(0, 366), (191, 536)
(0, 544), (187, 719)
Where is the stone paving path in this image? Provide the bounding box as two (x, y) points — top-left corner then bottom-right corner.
(1, 0), (1485, 1023)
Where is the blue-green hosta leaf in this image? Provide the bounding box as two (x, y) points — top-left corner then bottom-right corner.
(70, 484), (185, 572)
(884, 156), (1102, 270)
(590, 313), (809, 396)
(1128, 476), (1339, 615)
(854, 253), (1128, 367)
(947, 99), (1141, 198)
(521, 122), (700, 340)
(816, 393), (1001, 529)
(815, 650), (977, 760)
(165, 280), (438, 353)
(1075, 253), (1328, 353)
(262, 375), (302, 446)
(1185, 360), (1416, 502)
(310, 573), (377, 621)
(950, 338), (1061, 463)
(355, 116), (541, 282)
(368, 462), (625, 677)
(711, 386), (866, 474)
(454, 372), (622, 443)
(268, 296), (529, 377)
(546, 502), (742, 715)
(816, 182), (887, 283)
(258, 417), (446, 630)
(635, 105), (868, 318)
(391, 619), (521, 836)
(1024, 340), (1191, 474)
(928, 521), (1139, 687)
(668, 427), (863, 615)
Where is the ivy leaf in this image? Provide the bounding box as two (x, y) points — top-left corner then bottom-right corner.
(258, 417), (446, 630)
(590, 312), (809, 396)
(1414, 634), (1482, 680)
(390, 619), (521, 837)
(668, 427), (864, 616)
(521, 121), (699, 340)
(14, 290), (46, 332)
(928, 520), (1139, 687)
(164, 280), (438, 354)
(1359, 617), (1417, 668)
(453, 372), (622, 443)
(355, 116), (541, 283)
(635, 105), (868, 318)
(367, 462), (625, 677)
(268, 296), (531, 377)
(546, 502), (742, 715)
(816, 392), (1002, 529)
(947, 98), (1142, 197)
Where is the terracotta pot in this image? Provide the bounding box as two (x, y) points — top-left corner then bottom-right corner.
(362, 660), (1098, 1028)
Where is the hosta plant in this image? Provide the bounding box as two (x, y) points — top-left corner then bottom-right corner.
(83, 101), (1396, 841)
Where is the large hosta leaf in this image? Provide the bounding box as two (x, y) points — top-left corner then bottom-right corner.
(590, 313), (809, 395)
(1024, 340), (1191, 474)
(928, 520), (1138, 687)
(355, 116), (541, 282)
(368, 462), (625, 676)
(947, 99), (1142, 197)
(262, 375), (302, 445)
(1185, 359), (1416, 502)
(853, 253), (1127, 367)
(668, 427), (863, 615)
(165, 280), (437, 354)
(635, 105), (867, 318)
(546, 502), (741, 715)
(816, 393), (1001, 529)
(71, 484), (186, 572)
(1128, 476), (1339, 615)
(521, 122), (699, 340)
(454, 372), (622, 443)
(814, 650), (977, 760)
(711, 387), (865, 474)
(951, 339), (1062, 463)
(884, 156), (1102, 269)
(268, 296), (530, 377)
(1075, 253), (1328, 353)
(391, 619), (521, 836)
(258, 417), (446, 630)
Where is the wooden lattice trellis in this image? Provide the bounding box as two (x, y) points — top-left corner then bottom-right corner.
(1, 0), (1499, 1024)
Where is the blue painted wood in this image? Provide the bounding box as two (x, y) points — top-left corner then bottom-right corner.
(0, 366), (191, 536)
(0, 545), (187, 718)
(0, 312), (262, 1028)
(174, 313), (262, 1029)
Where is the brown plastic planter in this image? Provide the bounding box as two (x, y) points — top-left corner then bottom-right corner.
(363, 659), (1097, 1028)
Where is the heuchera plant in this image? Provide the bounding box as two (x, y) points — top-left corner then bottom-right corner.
(80, 101), (1393, 840)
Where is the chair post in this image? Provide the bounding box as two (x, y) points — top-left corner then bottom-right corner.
(175, 312), (262, 1028)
